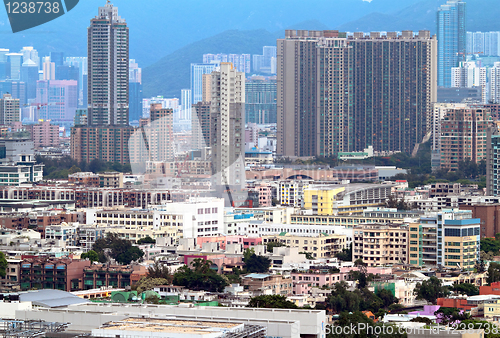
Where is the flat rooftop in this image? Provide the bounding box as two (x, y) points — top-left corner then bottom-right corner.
(98, 317), (241, 334)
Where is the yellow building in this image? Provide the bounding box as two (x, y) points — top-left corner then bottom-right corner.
(303, 187), (345, 215)
(262, 232), (346, 259)
(483, 299), (500, 318)
(303, 184), (393, 215)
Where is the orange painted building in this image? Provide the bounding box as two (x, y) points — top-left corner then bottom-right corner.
(480, 282), (500, 295)
(437, 298), (475, 311)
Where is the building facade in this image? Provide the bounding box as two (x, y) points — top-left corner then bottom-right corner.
(245, 77), (277, 124)
(0, 94), (19, 125)
(277, 30), (436, 157)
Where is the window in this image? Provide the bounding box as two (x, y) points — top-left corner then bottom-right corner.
(198, 209), (203, 214)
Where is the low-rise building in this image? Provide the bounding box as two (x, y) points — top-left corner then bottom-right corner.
(241, 273), (292, 296)
(68, 172), (99, 186)
(83, 264), (147, 290)
(99, 172), (124, 188)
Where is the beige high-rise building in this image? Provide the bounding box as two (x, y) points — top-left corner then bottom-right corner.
(0, 94), (20, 125)
(202, 74), (212, 102)
(277, 30), (437, 158)
(210, 63), (245, 188)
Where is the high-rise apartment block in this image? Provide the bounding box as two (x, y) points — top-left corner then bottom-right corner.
(451, 61), (487, 103)
(277, 30), (436, 158)
(245, 76), (277, 124)
(440, 105), (492, 170)
(129, 59), (142, 124)
(210, 63), (245, 188)
(0, 93), (20, 125)
(437, 0), (466, 87)
(129, 104), (173, 164)
(203, 54), (250, 74)
(466, 31), (500, 56)
(71, 3), (133, 164)
(253, 46), (277, 74)
(491, 62), (500, 104)
(192, 101), (211, 151)
(87, 3), (129, 126)
(25, 121), (60, 149)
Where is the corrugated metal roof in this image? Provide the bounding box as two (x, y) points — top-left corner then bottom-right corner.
(19, 289), (89, 308)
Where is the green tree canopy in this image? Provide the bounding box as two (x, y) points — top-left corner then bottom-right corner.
(81, 250), (99, 262)
(137, 236), (156, 244)
(266, 241), (286, 253)
(92, 233), (144, 265)
(451, 282), (479, 296)
(0, 251), (7, 277)
(247, 295), (298, 309)
(172, 258), (227, 292)
(147, 260), (172, 282)
(243, 249), (271, 273)
(414, 276), (450, 304)
(488, 262), (500, 285)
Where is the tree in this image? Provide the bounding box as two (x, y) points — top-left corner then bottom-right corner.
(0, 251), (7, 277)
(137, 236), (156, 244)
(435, 307), (470, 325)
(349, 271), (374, 289)
(92, 233), (144, 265)
(376, 289), (399, 308)
(410, 317), (433, 325)
(144, 294), (160, 304)
(243, 249), (271, 273)
(247, 295), (298, 309)
(414, 276), (450, 304)
(335, 244), (352, 261)
(451, 282), (479, 296)
(475, 259), (486, 273)
(147, 261), (172, 283)
(68, 165), (81, 174)
(81, 250), (99, 262)
(266, 241), (286, 253)
(172, 259), (227, 292)
(481, 237), (500, 254)
(133, 277), (169, 293)
(488, 262), (500, 285)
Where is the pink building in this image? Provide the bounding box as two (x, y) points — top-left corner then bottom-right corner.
(196, 235), (262, 250)
(25, 121), (60, 149)
(340, 266), (393, 275)
(257, 183), (272, 207)
(291, 271), (349, 290)
(36, 80), (78, 124)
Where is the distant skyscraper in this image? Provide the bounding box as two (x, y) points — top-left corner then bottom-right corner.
(451, 61), (487, 102)
(190, 63), (219, 105)
(129, 59), (141, 83)
(253, 46), (277, 74)
(437, 0), (466, 87)
(87, 2), (129, 125)
(203, 54), (249, 73)
(0, 93), (20, 125)
(42, 59), (55, 80)
(66, 57), (88, 108)
(20, 47), (39, 68)
(467, 31), (500, 56)
(6, 53), (23, 80)
(20, 59), (38, 101)
(210, 62), (245, 188)
(180, 89), (191, 120)
(50, 52), (64, 67)
(278, 30), (437, 157)
(36, 80), (78, 124)
(245, 76), (276, 124)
